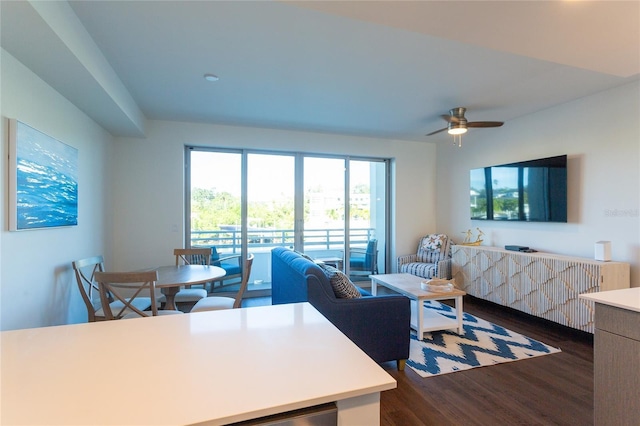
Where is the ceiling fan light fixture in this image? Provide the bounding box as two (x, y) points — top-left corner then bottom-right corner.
(426, 107), (503, 140)
(203, 73), (219, 82)
(447, 124), (467, 135)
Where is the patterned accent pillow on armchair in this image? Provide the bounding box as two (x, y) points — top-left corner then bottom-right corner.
(421, 234), (446, 251)
(417, 234), (449, 264)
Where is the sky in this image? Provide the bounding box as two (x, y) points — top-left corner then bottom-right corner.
(191, 151), (370, 201)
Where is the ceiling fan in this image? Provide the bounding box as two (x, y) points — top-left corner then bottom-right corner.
(426, 107), (504, 144)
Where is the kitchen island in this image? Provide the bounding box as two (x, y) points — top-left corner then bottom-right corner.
(580, 288), (640, 425)
(1, 302), (395, 425)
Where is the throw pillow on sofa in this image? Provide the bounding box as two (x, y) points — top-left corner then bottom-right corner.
(319, 264), (361, 299)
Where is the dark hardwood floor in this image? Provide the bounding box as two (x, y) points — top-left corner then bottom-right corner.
(378, 296), (594, 426)
(238, 294), (594, 426)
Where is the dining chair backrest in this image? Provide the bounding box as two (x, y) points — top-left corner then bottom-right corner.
(94, 271), (159, 319)
(233, 254), (255, 308)
(72, 255), (107, 322)
(174, 248), (212, 266)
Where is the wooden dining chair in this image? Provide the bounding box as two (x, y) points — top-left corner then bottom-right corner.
(190, 254), (254, 312)
(161, 248), (211, 306)
(94, 270), (183, 319)
(175, 248), (212, 268)
(72, 255), (153, 322)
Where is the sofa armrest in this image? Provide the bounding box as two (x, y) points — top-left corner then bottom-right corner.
(307, 278), (410, 364)
(436, 258), (452, 279)
(397, 254), (417, 271)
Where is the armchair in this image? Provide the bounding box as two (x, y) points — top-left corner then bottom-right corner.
(397, 234), (453, 279)
(349, 238), (378, 277)
(208, 246), (243, 290)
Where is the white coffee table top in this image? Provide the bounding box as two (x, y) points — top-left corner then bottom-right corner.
(371, 273), (466, 300)
(1, 303), (396, 425)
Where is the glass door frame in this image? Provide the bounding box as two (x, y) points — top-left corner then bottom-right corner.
(185, 146), (391, 294)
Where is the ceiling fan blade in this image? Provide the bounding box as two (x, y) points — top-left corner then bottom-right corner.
(441, 114), (459, 123)
(426, 127), (448, 136)
(467, 121), (504, 128)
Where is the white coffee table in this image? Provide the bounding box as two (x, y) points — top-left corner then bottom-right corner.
(370, 273), (466, 339)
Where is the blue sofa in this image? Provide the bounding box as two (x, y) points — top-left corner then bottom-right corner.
(271, 247), (410, 369)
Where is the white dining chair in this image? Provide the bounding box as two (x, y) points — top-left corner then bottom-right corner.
(190, 254), (254, 312)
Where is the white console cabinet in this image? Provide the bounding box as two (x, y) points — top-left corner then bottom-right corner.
(452, 245), (630, 332)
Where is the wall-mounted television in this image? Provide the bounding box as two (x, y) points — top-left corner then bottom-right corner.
(470, 155), (567, 222)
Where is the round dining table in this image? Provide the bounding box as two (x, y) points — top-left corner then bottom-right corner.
(155, 265), (226, 310)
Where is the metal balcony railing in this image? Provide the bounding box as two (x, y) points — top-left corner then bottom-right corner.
(191, 227), (375, 252)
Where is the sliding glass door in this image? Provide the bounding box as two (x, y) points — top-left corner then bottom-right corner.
(302, 157), (346, 262)
(187, 149), (245, 293)
(186, 147), (389, 295)
(246, 153), (295, 292)
(348, 160), (387, 281)
(302, 157), (387, 281)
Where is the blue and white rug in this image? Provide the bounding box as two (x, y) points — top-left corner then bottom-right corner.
(408, 301), (561, 377)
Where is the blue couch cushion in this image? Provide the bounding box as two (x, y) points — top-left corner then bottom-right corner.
(271, 247), (327, 304)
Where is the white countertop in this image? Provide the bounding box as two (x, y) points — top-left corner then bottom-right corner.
(580, 287), (640, 313)
(1, 303), (396, 425)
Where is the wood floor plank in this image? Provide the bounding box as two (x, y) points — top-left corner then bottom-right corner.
(379, 296), (594, 425)
(242, 294), (593, 425)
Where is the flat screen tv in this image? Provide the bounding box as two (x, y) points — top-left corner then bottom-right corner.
(470, 155), (567, 222)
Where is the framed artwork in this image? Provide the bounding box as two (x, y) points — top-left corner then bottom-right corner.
(8, 119), (78, 231)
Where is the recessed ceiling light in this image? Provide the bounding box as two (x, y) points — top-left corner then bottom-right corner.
(204, 73), (219, 82)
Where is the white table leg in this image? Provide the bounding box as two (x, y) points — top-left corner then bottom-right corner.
(371, 279), (378, 296)
(455, 295), (464, 334)
(417, 298), (424, 340)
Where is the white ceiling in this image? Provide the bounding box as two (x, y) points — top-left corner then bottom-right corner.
(1, 1), (639, 141)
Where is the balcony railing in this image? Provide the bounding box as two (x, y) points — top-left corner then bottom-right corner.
(191, 227), (377, 289)
(191, 227), (376, 252)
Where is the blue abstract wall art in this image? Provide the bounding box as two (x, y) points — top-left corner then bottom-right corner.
(8, 119), (78, 230)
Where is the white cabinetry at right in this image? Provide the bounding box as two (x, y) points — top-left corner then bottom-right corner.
(451, 245), (630, 333)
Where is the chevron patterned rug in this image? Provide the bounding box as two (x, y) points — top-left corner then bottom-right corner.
(408, 301), (561, 377)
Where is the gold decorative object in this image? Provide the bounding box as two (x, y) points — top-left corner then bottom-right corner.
(461, 228), (484, 246)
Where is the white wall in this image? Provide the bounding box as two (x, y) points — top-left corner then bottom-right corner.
(0, 49), (113, 330)
(3, 45), (636, 333)
(436, 80), (640, 286)
(111, 120), (438, 272)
